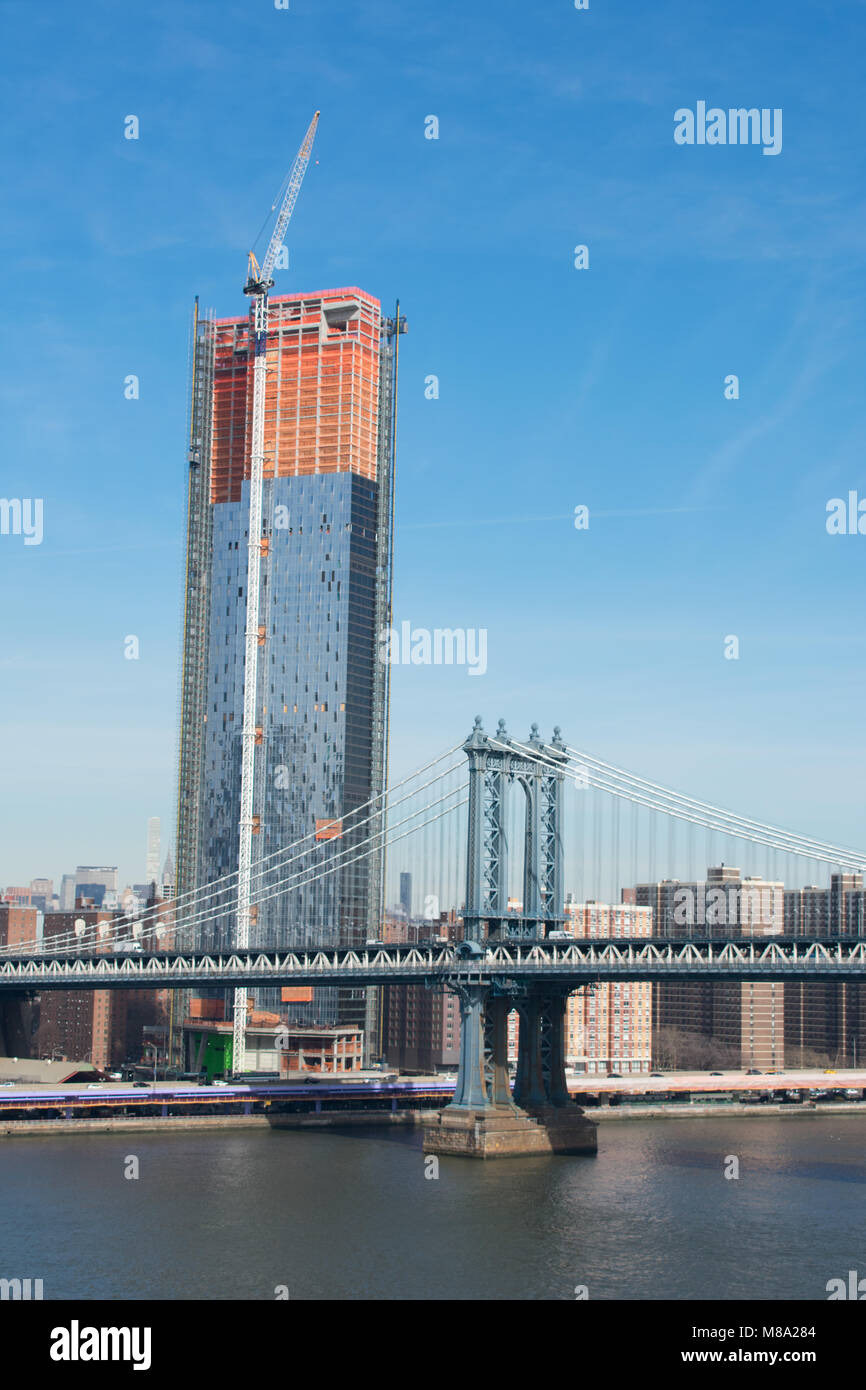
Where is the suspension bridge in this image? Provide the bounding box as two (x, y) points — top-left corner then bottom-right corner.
(2, 717), (864, 1157)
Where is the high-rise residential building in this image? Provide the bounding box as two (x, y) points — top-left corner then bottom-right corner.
(59, 874), (76, 911)
(502, 901), (653, 1075)
(37, 911), (123, 1069)
(784, 873), (866, 1067)
(146, 817), (161, 888)
(0, 905), (40, 1055)
(175, 288), (402, 1043)
(0, 904), (38, 951)
(35, 911), (166, 1070)
(384, 984), (460, 1073)
(383, 914), (460, 1072)
(784, 873), (865, 936)
(399, 872), (412, 920)
(634, 866), (786, 1070)
(567, 901), (653, 1074)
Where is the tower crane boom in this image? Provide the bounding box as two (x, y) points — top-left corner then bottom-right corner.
(245, 111), (320, 292)
(233, 111), (320, 1077)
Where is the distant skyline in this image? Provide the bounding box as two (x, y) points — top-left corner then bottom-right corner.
(2, 0), (865, 887)
(1, 823), (172, 902)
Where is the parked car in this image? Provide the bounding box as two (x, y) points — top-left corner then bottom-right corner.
(132, 1081), (149, 1088)
(607, 1072), (623, 1079)
(709, 1071), (724, 1077)
(650, 1072), (665, 1078)
(746, 1068), (763, 1075)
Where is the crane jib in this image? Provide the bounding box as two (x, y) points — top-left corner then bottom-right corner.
(233, 109), (319, 1076)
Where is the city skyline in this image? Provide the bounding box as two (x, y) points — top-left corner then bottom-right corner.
(4, 0), (866, 1325)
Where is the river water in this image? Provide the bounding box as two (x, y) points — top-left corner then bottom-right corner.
(2, 1114), (864, 1300)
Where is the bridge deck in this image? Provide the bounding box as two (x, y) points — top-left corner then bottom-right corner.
(1, 938), (865, 990)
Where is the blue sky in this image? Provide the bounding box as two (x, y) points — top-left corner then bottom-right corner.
(1, 0), (865, 889)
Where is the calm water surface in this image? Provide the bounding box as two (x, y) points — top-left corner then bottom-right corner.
(2, 1115), (865, 1300)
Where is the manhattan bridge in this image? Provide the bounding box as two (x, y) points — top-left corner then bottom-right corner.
(2, 718), (865, 1157)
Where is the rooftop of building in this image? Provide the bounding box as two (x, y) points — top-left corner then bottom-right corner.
(214, 285), (381, 326)
(0, 1058), (99, 1084)
(182, 1018), (363, 1037)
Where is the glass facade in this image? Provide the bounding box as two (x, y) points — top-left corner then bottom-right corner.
(177, 289), (396, 1031)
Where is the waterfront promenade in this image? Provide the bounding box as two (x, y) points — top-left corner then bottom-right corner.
(2, 1069), (865, 1137)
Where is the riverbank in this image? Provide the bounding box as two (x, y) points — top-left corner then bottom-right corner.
(0, 1110), (426, 1137)
(3, 1100), (865, 1137)
(594, 1101), (866, 1120)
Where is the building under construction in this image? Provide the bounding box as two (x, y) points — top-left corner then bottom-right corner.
(175, 282), (403, 1045)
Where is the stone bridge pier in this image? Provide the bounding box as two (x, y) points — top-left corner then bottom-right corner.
(423, 981), (597, 1159)
(422, 722), (600, 1156)
(423, 718), (597, 1158)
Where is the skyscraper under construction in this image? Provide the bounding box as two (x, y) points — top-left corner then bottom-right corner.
(175, 286), (403, 1041)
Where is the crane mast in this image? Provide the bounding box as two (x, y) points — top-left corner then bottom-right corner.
(233, 111), (320, 1077)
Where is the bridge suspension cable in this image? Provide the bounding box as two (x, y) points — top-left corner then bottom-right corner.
(21, 792), (469, 957)
(494, 737), (866, 872)
(564, 744), (865, 867)
(196, 795), (469, 934)
(0, 744), (464, 957)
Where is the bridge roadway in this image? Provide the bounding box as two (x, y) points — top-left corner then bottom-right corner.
(1, 1071), (865, 1119)
(1, 936), (866, 991)
(0, 1077), (452, 1117)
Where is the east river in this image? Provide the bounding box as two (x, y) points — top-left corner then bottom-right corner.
(2, 1115), (864, 1300)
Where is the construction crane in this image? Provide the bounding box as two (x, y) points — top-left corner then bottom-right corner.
(233, 111), (320, 1077)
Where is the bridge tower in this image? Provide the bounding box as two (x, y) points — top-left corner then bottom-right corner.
(424, 718), (597, 1159)
(463, 715), (567, 945)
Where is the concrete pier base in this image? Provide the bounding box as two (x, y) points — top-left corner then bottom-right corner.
(523, 1104), (598, 1155)
(423, 1103), (597, 1159)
